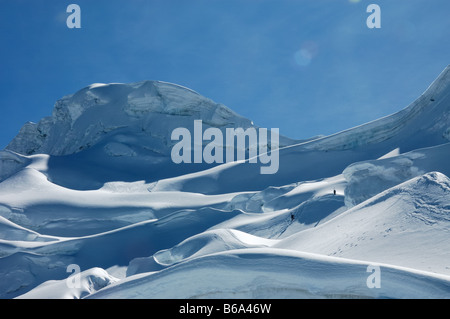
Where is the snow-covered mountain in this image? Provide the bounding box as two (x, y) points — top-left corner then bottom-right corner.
(2, 81), (296, 190)
(1, 66), (450, 299)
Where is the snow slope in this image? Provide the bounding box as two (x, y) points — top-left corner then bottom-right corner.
(87, 249), (450, 299)
(276, 172), (450, 276)
(1, 66), (450, 299)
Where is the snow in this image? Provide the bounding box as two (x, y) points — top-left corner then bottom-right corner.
(16, 267), (119, 299)
(343, 143), (450, 207)
(5, 80), (297, 159)
(1, 66), (450, 299)
(276, 172), (450, 276)
(88, 249), (450, 299)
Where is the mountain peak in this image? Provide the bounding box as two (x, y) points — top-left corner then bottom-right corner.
(6, 80), (252, 156)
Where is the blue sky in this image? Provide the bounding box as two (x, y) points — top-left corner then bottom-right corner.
(1, 0), (449, 149)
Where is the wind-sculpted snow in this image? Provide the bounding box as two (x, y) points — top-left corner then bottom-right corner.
(0, 150), (30, 181)
(87, 249), (450, 299)
(0, 205), (242, 298)
(16, 267), (119, 299)
(127, 229), (278, 276)
(6, 81), (252, 157)
(1, 66), (450, 299)
(343, 143), (450, 207)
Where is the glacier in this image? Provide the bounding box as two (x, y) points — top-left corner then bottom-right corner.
(1, 66), (450, 299)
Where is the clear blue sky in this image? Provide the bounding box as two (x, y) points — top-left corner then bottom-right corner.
(1, 0), (449, 149)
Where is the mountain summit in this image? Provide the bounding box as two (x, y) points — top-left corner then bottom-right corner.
(1, 80), (295, 189)
(6, 81), (256, 156)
